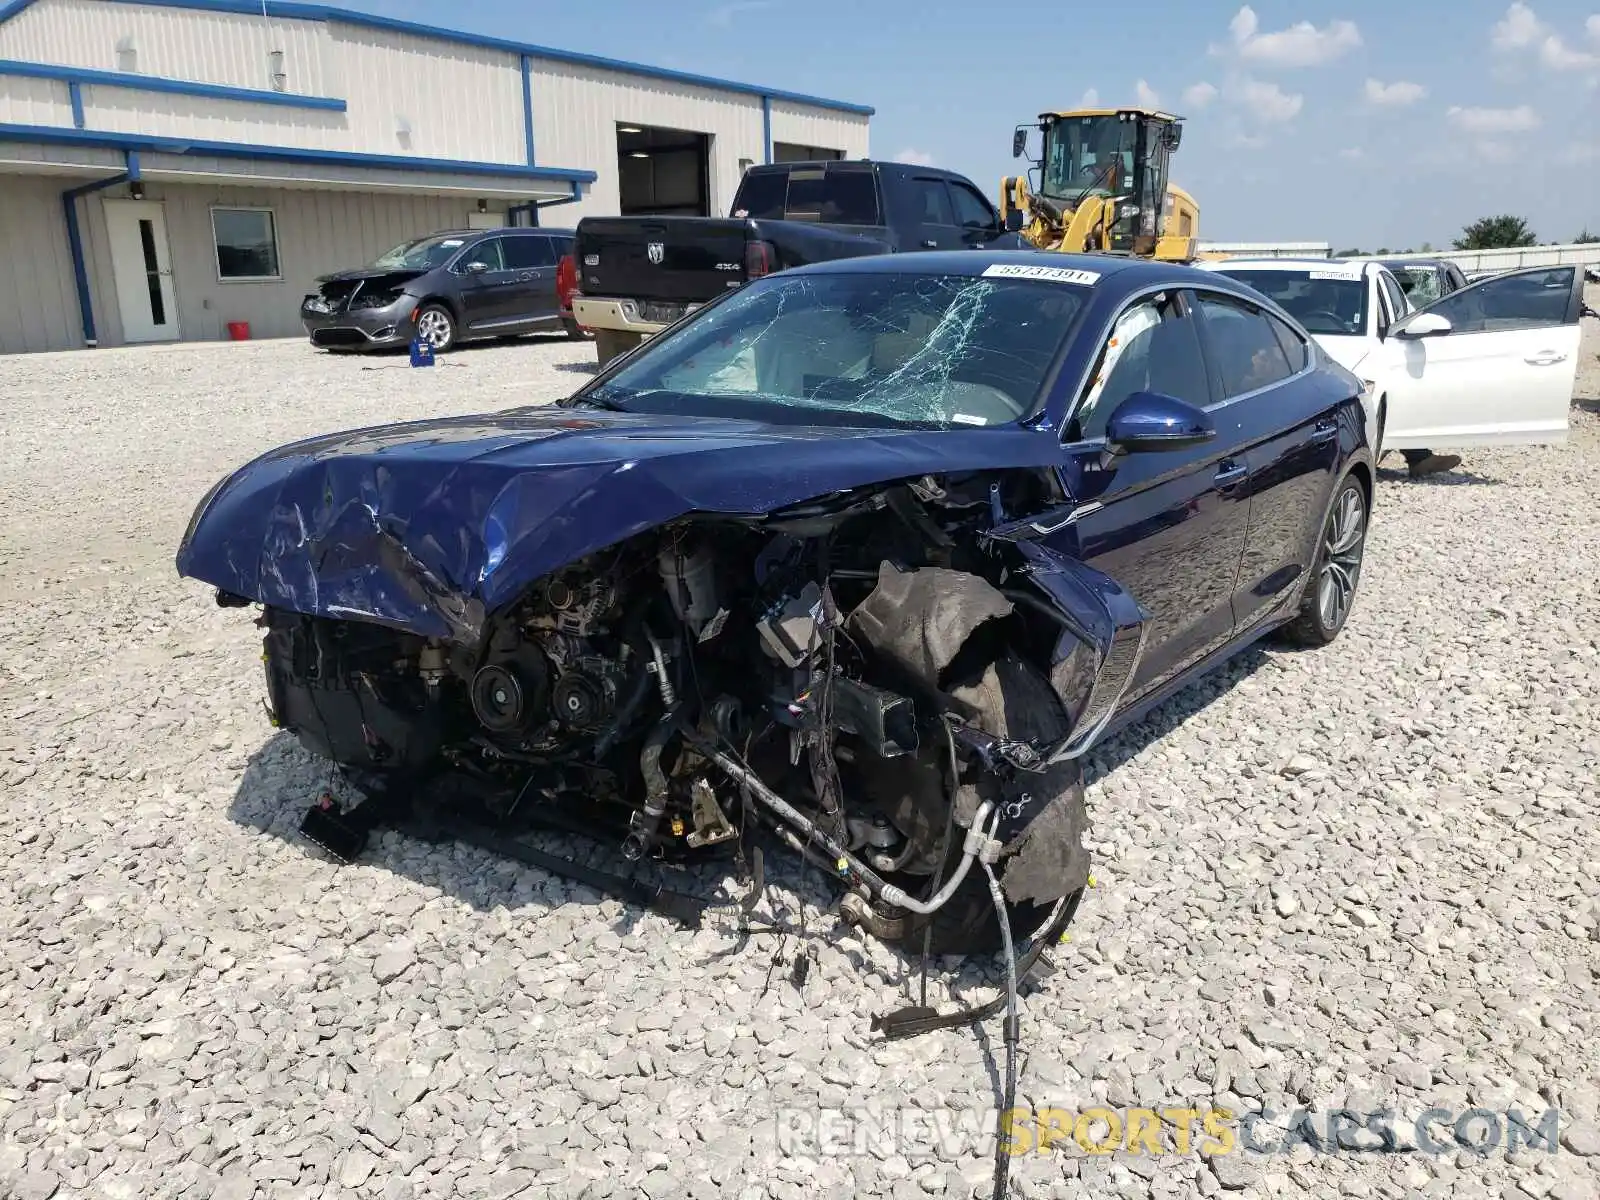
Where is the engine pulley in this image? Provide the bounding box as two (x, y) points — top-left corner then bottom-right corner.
(470, 660), (547, 734)
(551, 673), (609, 728)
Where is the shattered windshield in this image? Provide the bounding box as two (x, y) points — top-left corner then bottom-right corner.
(1386, 264), (1444, 305)
(577, 270), (1089, 429)
(1218, 268), (1370, 337)
(367, 235), (467, 271)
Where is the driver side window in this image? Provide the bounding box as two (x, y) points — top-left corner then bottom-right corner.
(1420, 266), (1576, 334)
(460, 238), (505, 272)
(1070, 291), (1209, 441)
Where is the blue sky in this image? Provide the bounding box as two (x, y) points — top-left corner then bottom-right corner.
(350, 0), (1598, 249)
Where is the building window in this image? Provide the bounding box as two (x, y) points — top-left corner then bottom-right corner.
(211, 208), (281, 281)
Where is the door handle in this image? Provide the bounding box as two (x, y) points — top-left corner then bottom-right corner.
(1214, 461), (1248, 487)
(1524, 351), (1566, 366)
(518, 271), (535, 281)
(920, 239), (938, 249)
(1310, 418), (1338, 444)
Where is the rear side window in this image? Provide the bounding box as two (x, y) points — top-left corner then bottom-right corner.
(503, 235), (555, 269)
(947, 180), (997, 230)
(912, 177), (955, 226)
(1269, 314), (1309, 371)
(731, 167), (881, 225)
(1197, 294), (1294, 398)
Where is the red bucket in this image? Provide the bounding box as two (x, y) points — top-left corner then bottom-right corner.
(227, 321), (251, 340)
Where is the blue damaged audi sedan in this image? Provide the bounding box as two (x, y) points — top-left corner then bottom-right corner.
(177, 251), (1374, 957)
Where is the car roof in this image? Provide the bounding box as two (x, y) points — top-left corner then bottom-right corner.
(784, 249), (1214, 285)
(1199, 257), (1376, 275)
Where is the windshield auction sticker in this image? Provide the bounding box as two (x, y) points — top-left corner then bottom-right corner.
(982, 264), (1102, 286)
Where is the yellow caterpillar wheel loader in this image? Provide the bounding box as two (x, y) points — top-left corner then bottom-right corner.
(999, 108), (1200, 262)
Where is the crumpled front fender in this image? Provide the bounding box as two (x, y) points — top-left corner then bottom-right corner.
(1009, 540), (1148, 762)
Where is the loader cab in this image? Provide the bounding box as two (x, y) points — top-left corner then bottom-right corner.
(1030, 109), (1182, 254)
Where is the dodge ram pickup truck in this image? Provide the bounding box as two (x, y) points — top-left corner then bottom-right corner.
(571, 159), (1019, 364)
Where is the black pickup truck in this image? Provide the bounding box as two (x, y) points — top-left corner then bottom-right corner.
(571, 159), (1020, 363)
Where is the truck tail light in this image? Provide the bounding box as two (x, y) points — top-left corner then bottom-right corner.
(744, 240), (775, 279)
(556, 252), (578, 309)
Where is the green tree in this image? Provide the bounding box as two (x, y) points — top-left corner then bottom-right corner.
(1336, 246), (1366, 256)
(1420, 241), (1434, 252)
(1453, 215), (1537, 249)
(1575, 229), (1600, 244)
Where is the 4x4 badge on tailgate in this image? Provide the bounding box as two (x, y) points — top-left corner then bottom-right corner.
(647, 242), (665, 265)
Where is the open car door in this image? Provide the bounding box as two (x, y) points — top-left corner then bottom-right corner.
(1377, 265), (1589, 449)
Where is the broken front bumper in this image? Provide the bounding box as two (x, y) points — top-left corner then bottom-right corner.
(300, 294), (419, 350)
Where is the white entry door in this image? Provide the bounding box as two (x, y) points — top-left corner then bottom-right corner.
(103, 199), (181, 343)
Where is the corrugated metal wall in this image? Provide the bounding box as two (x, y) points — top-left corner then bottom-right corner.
(0, 71), (74, 125)
(330, 26), (523, 164)
(0, 175), (488, 351)
(0, 0), (527, 163)
(0, 0), (333, 91)
(86, 181), (486, 343)
(529, 59), (762, 223)
(0, 173), (96, 354)
(2, 0), (871, 201)
(768, 99), (869, 163)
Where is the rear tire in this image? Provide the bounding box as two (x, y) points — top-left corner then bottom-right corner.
(594, 329), (642, 366)
(1284, 475), (1367, 647)
(900, 653), (1089, 957)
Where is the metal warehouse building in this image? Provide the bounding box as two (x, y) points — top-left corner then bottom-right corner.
(0, 0), (872, 353)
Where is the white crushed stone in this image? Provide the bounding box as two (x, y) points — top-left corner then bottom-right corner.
(1, 304), (1597, 1200)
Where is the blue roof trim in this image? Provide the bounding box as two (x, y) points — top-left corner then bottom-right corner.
(46, 0), (875, 116)
(0, 57), (347, 110)
(0, 122), (599, 184)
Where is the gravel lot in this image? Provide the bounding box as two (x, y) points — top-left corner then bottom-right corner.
(2, 307), (1598, 1200)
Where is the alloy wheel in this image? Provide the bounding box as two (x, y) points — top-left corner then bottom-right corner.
(417, 308), (452, 347)
(1317, 485), (1366, 632)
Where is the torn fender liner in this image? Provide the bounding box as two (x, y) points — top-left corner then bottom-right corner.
(846, 562), (1014, 684)
(998, 765), (1090, 906)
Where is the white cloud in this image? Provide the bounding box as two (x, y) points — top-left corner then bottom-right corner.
(1539, 33), (1599, 69)
(1182, 81), (1219, 108)
(1492, 2), (1545, 49)
(1364, 78), (1426, 105)
(1339, 146), (1364, 160)
(1236, 77), (1304, 122)
(1077, 87), (1100, 107)
(1226, 4), (1362, 67)
(1446, 103), (1540, 133)
(1589, 13), (1600, 41)
(892, 147), (937, 167)
(1135, 79), (1161, 107)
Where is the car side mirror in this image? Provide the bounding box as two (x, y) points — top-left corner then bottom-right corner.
(1104, 391), (1216, 454)
(1396, 311), (1451, 339)
(464, 260), (489, 274)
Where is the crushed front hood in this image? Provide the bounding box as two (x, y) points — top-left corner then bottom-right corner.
(315, 267), (428, 287)
(176, 406), (1067, 641)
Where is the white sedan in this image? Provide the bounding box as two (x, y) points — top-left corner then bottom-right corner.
(1195, 256), (1589, 457)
